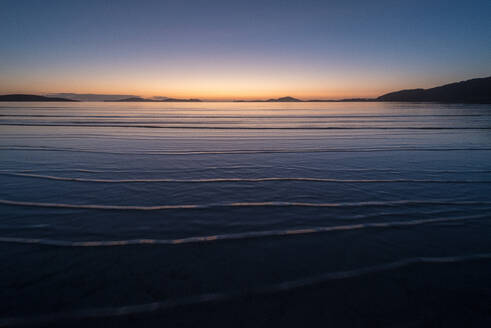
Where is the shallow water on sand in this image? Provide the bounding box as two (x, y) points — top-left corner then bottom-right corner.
(1, 101), (490, 327)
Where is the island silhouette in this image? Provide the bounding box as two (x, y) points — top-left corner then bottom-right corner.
(0, 94), (78, 102)
(1, 76), (489, 103)
(104, 97), (202, 102)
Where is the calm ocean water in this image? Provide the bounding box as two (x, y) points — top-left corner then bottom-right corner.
(1, 101), (490, 327)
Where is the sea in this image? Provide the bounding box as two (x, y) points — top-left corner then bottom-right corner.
(0, 101), (490, 327)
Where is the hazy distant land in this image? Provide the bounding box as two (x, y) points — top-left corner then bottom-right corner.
(1, 76), (490, 103)
(234, 96), (304, 102)
(104, 97), (202, 102)
(0, 94), (78, 102)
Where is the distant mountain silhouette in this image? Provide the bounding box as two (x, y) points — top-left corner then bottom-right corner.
(308, 98), (376, 102)
(235, 97), (375, 102)
(378, 76), (491, 103)
(108, 97), (153, 102)
(0, 94), (77, 102)
(336, 98), (377, 102)
(4, 77), (489, 103)
(106, 97), (201, 102)
(46, 93), (137, 101)
(234, 96), (302, 102)
(163, 98), (201, 102)
(266, 96), (302, 102)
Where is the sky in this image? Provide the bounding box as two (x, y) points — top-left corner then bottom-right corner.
(1, 0), (490, 100)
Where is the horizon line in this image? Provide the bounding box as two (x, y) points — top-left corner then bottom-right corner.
(2, 75), (490, 102)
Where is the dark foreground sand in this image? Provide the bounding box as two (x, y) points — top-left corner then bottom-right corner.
(2, 243), (490, 328)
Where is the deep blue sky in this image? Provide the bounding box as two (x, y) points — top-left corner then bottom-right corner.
(1, 0), (490, 99)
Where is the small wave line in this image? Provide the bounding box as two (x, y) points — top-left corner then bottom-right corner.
(0, 214), (488, 247)
(2, 172), (491, 184)
(1, 122), (491, 130)
(1, 199), (491, 211)
(2, 146), (491, 156)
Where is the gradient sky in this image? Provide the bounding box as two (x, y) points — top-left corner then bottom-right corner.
(1, 0), (490, 100)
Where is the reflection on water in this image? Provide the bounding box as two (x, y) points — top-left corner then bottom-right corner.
(0, 101), (490, 326)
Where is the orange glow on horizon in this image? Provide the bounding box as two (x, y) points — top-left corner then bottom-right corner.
(0, 58), (420, 100)
(0, 76), (399, 101)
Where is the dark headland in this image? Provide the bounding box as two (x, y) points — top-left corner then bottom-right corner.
(0, 94), (78, 102)
(377, 76), (491, 103)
